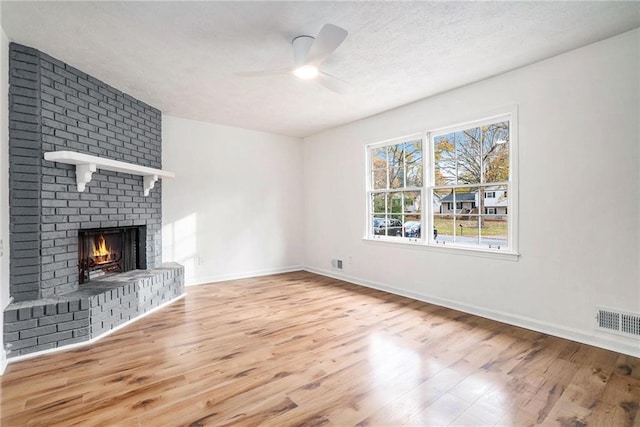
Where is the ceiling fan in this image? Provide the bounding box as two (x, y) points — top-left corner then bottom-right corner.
(236, 24), (351, 94)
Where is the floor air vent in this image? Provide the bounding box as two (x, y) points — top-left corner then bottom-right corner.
(596, 307), (640, 338)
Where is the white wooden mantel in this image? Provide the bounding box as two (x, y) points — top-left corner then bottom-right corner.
(44, 151), (175, 196)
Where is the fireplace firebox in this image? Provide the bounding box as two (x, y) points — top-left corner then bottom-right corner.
(78, 226), (146, 284)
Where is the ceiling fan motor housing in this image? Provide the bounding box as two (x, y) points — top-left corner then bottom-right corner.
(292, 35), (315, 67)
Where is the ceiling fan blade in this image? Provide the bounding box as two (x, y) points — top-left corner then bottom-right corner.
(235, 68), (292, 77)
(317, 71), (352, 94)
(304, 24), (348, 67)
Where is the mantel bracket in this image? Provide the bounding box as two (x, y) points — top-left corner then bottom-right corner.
(76, 163), (97, 192)
(143, 175), (159, 197)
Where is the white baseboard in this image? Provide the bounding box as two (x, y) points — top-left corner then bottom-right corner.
(6, 293), (186, 364)
(0, 298), (9, 375)
(186, 265), (304, 286)
(305, 266), (640, 358)
(0, 348), (6, 376)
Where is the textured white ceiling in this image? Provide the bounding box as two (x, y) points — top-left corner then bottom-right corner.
(2, 1), (639, 138)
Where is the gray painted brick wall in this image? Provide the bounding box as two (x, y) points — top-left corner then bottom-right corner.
(8, 43), (163, 301)
(9, 45), (42, 302)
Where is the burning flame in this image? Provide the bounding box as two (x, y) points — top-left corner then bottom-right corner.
(92, 235), (112, 258)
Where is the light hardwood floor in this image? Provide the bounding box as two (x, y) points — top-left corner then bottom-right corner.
(1, 271), (639, 426)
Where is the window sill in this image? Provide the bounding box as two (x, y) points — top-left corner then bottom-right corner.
(362, 237), (520, 261)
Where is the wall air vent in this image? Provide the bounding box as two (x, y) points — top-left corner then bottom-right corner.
(596, 307), (640, 338)
(621, 313), (640, 336)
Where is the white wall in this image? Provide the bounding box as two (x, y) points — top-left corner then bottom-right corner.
(303, 29), (640, 356)
(0, 8), (9, 374)
(162, 116), (304, 285)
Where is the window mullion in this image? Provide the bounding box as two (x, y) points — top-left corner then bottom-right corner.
(452, 190), (457, 242)
(480, 128), (484, 184)
(433, 181), (509, 190)
(403, 142), (407, 189)
(426, 132), (431, 244)
(386, 146), (390, 191)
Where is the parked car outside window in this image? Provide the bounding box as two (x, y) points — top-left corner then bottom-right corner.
(404, 221), (421, 238)
(403, 221), (438, 239)
(373, 218), (403, 236)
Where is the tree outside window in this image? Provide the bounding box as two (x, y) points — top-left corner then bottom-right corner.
(432, 118), (510, 249)
(369, 138), (422, 239)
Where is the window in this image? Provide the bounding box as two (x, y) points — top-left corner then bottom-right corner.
(368, 136), (422, 239)
(366, 111), (517, 255)
(432, 115), (511, 250)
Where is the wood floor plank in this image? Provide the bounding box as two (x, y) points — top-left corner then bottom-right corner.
(1, 271), (638, 426)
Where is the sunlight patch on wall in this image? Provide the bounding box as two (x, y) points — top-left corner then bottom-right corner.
(163, 213), (197, 278)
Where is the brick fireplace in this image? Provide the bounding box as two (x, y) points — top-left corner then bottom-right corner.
(3, 43), (184, 358)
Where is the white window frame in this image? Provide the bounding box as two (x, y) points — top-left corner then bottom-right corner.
(365, 134), (424, 243)
(364, 108), (519, 260)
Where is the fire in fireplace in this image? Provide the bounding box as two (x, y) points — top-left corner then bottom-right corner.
(78, 226), (146, 283)
(92, 234), (117, 265)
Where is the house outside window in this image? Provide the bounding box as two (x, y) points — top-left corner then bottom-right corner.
(432, 114), (512, 250)
(366, 110), (517, 257)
